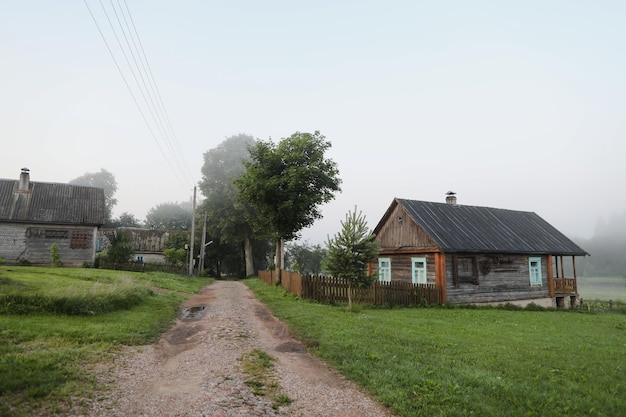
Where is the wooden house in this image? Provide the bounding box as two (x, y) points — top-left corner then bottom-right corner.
(371, 194), (588, 307)
(98, 227), (171, 264)
(0, 168), (105, 266)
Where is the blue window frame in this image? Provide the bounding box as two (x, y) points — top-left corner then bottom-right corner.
(378, 258), (391, 282)
(529, 257), (542, 286)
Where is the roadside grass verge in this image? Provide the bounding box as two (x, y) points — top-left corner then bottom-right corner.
(245, 278), (626, 417)
(0, 266), (211, 417)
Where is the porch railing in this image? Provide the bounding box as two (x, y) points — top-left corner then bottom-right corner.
(553, 278), (577, 294)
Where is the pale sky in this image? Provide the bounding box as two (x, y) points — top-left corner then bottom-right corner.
(2, 1), (625, 245)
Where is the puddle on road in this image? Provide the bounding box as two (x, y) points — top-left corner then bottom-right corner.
(181, 305), (207, 321)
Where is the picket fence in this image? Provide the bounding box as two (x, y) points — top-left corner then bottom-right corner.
(258, 269), (442, 306)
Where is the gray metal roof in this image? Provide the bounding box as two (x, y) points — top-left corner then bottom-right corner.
(388, 198), (587, 256)
(0, 179), (105, 226)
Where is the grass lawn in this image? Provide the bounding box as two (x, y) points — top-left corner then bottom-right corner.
(245, 278), (626, 417)
(0, 266), (211, 417)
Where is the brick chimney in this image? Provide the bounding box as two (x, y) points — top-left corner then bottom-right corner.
(445, 191), (457, 205)
(18, 168), (30, 191)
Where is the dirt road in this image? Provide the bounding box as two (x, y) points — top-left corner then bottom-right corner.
(87, 280), (394, 417)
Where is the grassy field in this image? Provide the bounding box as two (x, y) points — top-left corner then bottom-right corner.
(245, 279), (626, 417)
(2, 268), (624, 417)
(0, 266), (211, 417)
(577, 276), (626, 302)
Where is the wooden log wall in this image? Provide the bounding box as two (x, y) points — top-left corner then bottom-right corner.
(446, 253), (550, 303)
(11, 225), (98, 266)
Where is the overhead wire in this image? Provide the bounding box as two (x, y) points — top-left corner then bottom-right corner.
(83, 0), (195, 188)
(119, 0), (190, 173)
(108, 0), (189, 178)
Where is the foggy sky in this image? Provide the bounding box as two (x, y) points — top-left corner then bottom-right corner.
(2, 1), (625, 245)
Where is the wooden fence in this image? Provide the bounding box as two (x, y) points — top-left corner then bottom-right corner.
(258, 269), (442, 306)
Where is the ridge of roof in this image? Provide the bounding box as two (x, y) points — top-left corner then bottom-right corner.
(0, 178), (106, 225)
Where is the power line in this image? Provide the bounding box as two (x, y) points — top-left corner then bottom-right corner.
(83, 0), (195, 187)
(119, 0), (190, 171)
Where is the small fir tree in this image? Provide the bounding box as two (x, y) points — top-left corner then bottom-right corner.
(323, 207), (379, 310)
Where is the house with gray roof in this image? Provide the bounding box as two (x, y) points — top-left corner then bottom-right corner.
(372, 193), (587, 307)
(0, 168), (106, 266)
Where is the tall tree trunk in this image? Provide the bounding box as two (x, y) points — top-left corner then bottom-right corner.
(348, 280), (353, 311)
(275, 238), (283, 285)
(244, 234), (254, 277)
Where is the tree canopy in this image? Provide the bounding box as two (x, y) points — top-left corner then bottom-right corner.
(69, 168), (118, 223)
(234, 131), (341, 283)
(109, 212), (142, 228)
(285, 241), (326, 274)
(198, 134), (263, 277)
(234, 131), (341, 242)
(144, 201), (192, 230)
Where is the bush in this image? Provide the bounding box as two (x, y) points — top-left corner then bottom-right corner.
(50, 244), (63, 267)
(1, 281), (154, 315)
(163, 248), (187, 267)
(102, 230), (134, 264)
(0, 256), (4, 265)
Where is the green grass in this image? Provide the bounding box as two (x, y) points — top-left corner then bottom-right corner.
(0, 266), (211, 417)
(245, 278), (626, 417)
(239, 348), (292, 409)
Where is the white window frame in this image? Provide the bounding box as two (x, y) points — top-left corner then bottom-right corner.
(411, 257), (427, 284)
(378, 258), (391, 282)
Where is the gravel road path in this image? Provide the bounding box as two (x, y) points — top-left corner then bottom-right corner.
(86, 280), (394, 417)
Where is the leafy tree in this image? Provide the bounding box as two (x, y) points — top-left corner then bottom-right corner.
(101, 230), (134, 265)
(145, 201), (192, 230)
(285, 241), (326, 274)
(162, 230), (190, 269)
(69, 169), (118, 223)
(199, 134), (268, 277)
(110, 212), (142, 228)
(163, 248), (187, 267)
(234, 131), (341, 284)
(164, 230), (190, 250)
(323, 207), (379, 310)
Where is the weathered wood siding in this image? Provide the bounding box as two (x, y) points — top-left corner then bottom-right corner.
(375, 204), (439, 249)
(0, 224), (97, 266)
(446, 253), (550, 303)
(370, 253), (438, 284)
(0, 224), (27, 261)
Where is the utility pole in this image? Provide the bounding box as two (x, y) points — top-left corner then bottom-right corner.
(199, 212), (207, 275)
(188, 186), (196, 276)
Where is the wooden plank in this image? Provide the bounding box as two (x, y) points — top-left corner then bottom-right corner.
(547, 254), (554, 297)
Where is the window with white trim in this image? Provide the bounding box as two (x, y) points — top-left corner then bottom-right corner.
(529, 257), (542, 286)
(411, 257), (427, 284)
(378, 258), (391, 282)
